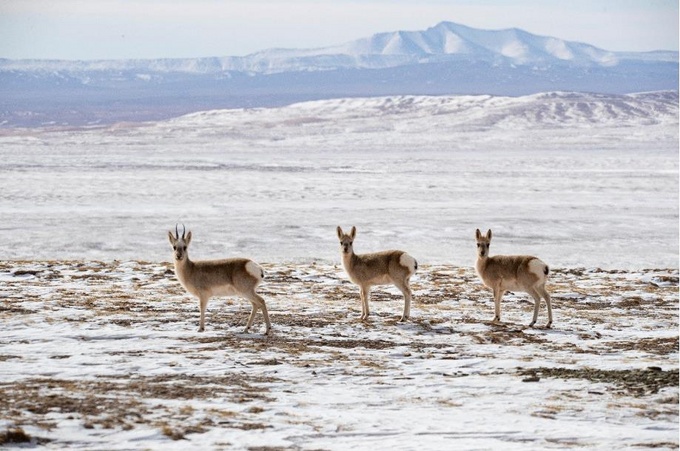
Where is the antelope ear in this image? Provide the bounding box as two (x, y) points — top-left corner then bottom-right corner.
(475, 229), (481, 240)
(337, 226), (343, 239)
(350, 226), (356, 239)
(185, 231), (192, 245)
(486, 229), (492, 240)
(168, 231), (176, 244)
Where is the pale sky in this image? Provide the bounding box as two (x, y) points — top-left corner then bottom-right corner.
(0, 0), (677, 60)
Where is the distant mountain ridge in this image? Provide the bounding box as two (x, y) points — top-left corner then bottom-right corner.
(2, 21), (676, 75)
(242, 21), (675, 71)
(0, 21), (677, 127)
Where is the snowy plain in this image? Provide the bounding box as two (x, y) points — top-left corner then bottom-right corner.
(0, 91), (677, 268)
(0, 91), (678, 449)
(0, 261), (677, 449)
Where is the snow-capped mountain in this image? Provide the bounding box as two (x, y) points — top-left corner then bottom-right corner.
(234, 21), (672, 72)
(0, 21), (677, 127)
(2, 21), (675, 75)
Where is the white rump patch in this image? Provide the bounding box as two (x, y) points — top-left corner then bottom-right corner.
(528, 258), (548, 280)
(245, 261), (264, 281)
(399, 253), (417, 274)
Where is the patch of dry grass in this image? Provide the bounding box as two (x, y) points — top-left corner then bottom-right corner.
(1, 260), (677, 446)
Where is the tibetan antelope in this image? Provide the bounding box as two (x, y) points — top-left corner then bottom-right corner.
(475, 229), (553, 328)
(337, 226), (417, 322)
(168, 225), (271, 335)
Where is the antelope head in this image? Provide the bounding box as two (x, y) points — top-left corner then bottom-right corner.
(168, 224), (192, 261)
(475, 228), (492, 259)
(337, 226), (356, 255)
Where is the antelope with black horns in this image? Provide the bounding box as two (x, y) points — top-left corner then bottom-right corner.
(168, 224), (271, 334)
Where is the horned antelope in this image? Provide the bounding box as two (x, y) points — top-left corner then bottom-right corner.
(475, 229), (553, 328)
(337, 226), (417, 322)
(168, 225), (271, 335)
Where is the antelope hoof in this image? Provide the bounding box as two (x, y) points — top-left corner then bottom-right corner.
(398, 316), (409, 323)
(528, 321), (536, 328)
(264, 328), (272, 336)
(546, 322), (552, 329)
(198, 326), (205, 332)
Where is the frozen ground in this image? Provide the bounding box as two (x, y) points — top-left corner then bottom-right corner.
(0, 92), (678, 449)
(0, 260), (677, 449)
(0, 92), (678, 268)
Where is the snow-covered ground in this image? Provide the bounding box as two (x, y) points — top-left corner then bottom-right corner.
(0, 92), (678, 449)
(0, 92), (677, 268)
(0, 261), (677, 449)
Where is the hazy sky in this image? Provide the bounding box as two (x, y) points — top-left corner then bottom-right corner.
(1, 0), (677, 60)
